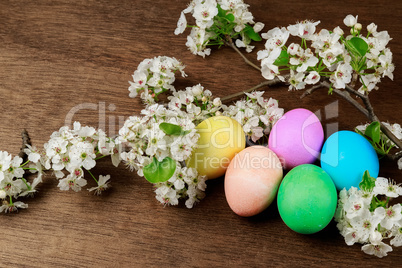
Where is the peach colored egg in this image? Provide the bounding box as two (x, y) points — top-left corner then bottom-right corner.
(224, 146), (283, 217)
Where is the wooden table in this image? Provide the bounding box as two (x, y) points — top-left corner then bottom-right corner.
(0, 0), (401, 266)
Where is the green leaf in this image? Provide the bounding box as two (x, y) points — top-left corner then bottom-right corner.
(244, 24), (262, 42)
(359, 170), (376, 192)
(346, 37), (369, 57)
(225, 13), (235, 22)
(365, 121), (381, 143)
(273, 50), (289, 66)
(159, 122), (189, 136)
(217, 4), (226, 17)
(356, 123), (386, 156)
(143, 157), (176, 183)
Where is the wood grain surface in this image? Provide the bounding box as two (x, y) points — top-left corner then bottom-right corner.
(0, 0), (401, 267)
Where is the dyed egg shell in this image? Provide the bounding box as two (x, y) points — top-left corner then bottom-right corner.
(225, 146), (283, 217)
(186, 116), (246, 180)
(277, 164), (337, 234)
(268, 108), (324, 169)
(320, 130), (379, 190)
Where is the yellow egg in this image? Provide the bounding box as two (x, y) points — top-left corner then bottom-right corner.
(186, 116), (245, 179)
(225, 146), (283, 217)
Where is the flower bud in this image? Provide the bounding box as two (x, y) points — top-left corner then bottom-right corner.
(367, 23), (377, 34)
(253, 22), (265, 33)
(201, 96), (207, 102)
(213, 98), (222, 107)
(354, 23), (362, 31)
(0, 190), (6, 199)
(333, 26), (344, 36)
(191, 85), (203, 96)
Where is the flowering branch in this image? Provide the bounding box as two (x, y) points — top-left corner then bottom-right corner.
(299, 79), (402, 152)
(219, 34), (402, 161)
(335, 172), (402, 258)
(222, 32), (402, 157)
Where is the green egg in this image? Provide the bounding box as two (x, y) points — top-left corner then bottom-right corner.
(277, 164), (337, 234)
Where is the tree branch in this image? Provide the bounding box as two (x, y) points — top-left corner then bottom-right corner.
(319, 81), (370, 118)
(221, 75), (289, 104)
(224, 36), (261, 72)
(387, 150), (402, 161)
(343, 84), (402, 148)
(18, 129), (31, 162)
(305, 80), (402, 151)
(300, 83), (324, 99)
(226, 40), (402, 156)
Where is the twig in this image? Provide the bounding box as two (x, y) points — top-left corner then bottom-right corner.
(344, 84), (377, 121)
(344, 84), (366, 99)
(221, 75), (289, 104)
(224, 36), (261, 72)
(18, 129), (31, 161)
(318, 81), (370, 118)
(304, 80), (402, 151)
(338, 83), (402, 149)
(350, 71), (359, 88)
(387, 150), (402, 161)
(300, 83), (323, 99)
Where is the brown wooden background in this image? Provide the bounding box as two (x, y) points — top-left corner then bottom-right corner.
(0, 0), (401, 267)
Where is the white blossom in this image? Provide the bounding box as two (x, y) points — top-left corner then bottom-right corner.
(373, 177), (400, 198)
(174, 12), (187, 35)
(186, 27), (212, 58)
(261, 27), (289, 50)
(128, 56), (186, 103)
(380, 204), (402, 230)
(193, 0), (218, 29)
(24, 145), (41, 163)
(362, 240), (393, 258)
(390, 227), (402, 247)
(222, 91), (283, 143)
(0, 201), (28, 213)
(176, 0), (262, 55)
(343, 15), (358, 27)
(58, 174), (87, 192)
(287, 20), (320, 39)
(304, 71), (320, 85)
(88, 175), (111, 195)
(289, 48), (319, 72)
(288, 70), (306, 90)
(330, 63), (353, 89)
(335, 177), (402, 257)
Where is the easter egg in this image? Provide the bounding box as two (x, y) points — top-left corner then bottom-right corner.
(320, 130), (379, 190)
(225, 146), (283, 217)
(277, 164), (337, 234)
(186, 116), (246, 180)
(268, 108), (324, 169)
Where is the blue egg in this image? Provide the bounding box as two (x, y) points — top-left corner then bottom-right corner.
(320, 130), (379, 190)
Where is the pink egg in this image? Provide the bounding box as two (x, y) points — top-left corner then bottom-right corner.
(268, 108), (324, 169)
(224, 146), (283, 217)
